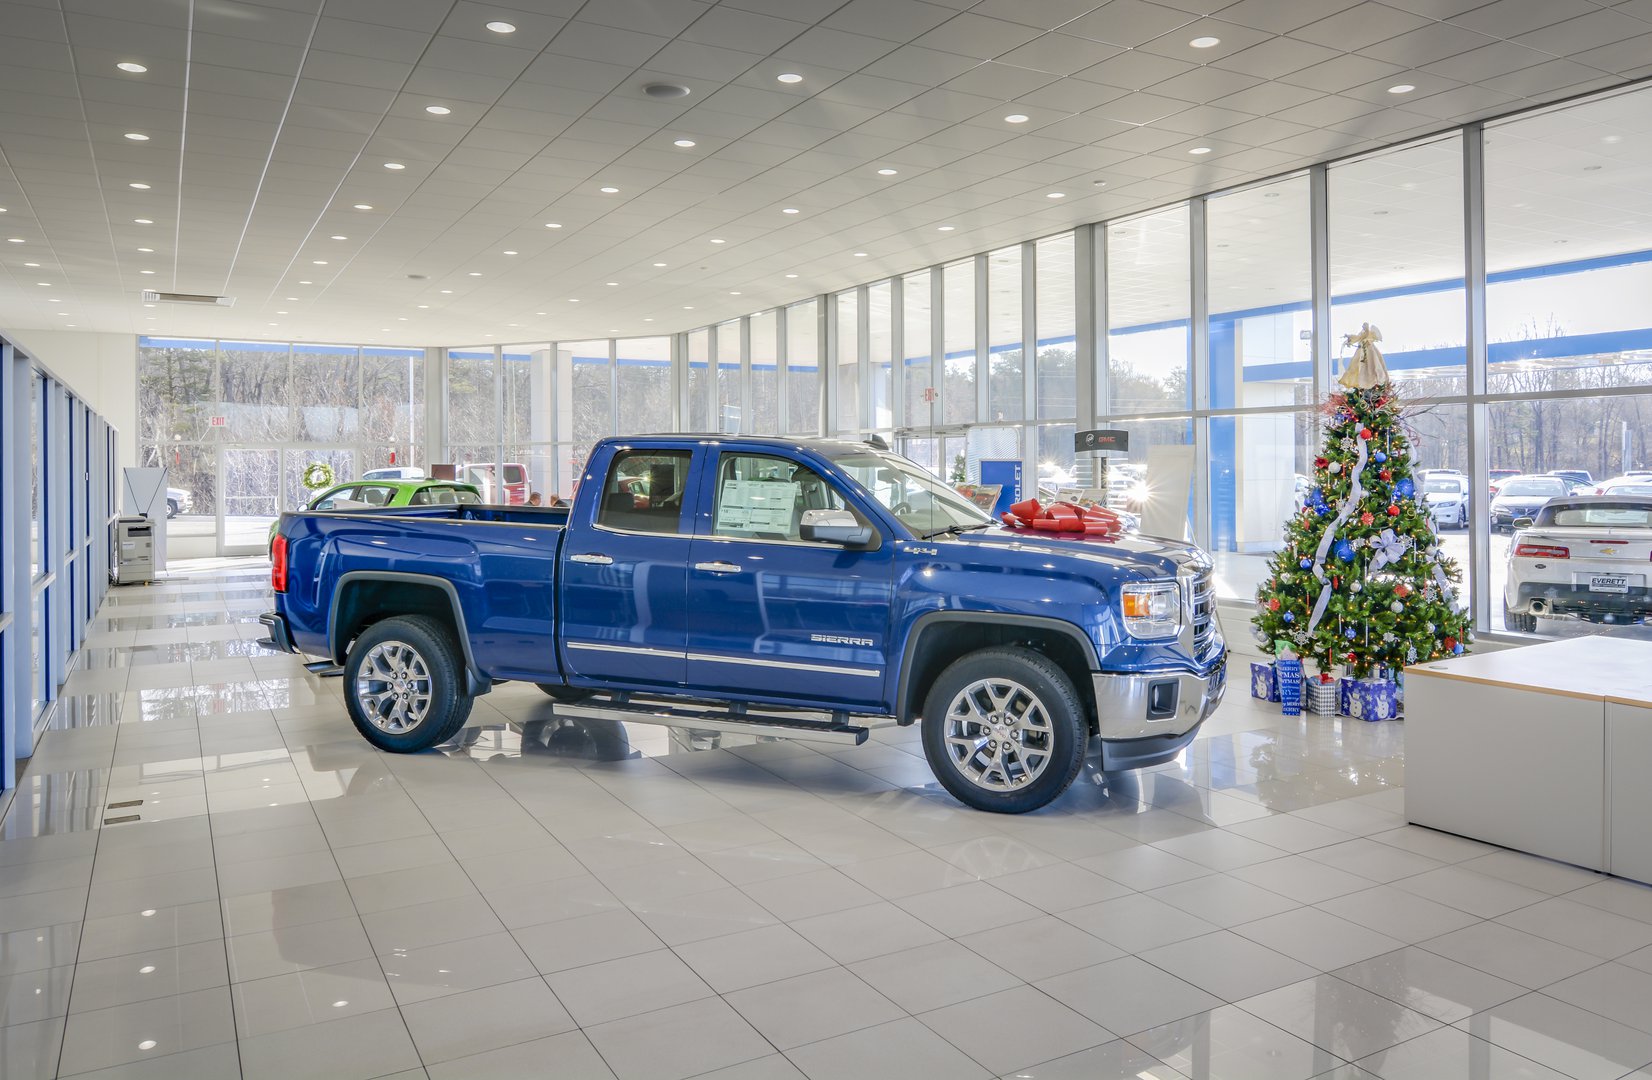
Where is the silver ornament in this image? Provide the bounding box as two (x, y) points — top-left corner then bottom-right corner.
(1390, 601), (1403, 613)
(1350, 581), (1363, 593)
(1328, 462), (1342, 474)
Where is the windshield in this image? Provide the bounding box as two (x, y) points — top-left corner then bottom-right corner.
(1500, 479), (1565, 497)
(1423, 478), (1463, 495)
(1540, 502), (1652, 528)
(833, 452), (994, 534)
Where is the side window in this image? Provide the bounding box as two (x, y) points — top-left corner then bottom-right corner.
(597, 450), (691, 534)
(453, 489), (481, 505)
(359, 486), (395, 506)
(712, 453), (846, 542)
(314, 485), (356, 510)
(407, 488), (432, 506)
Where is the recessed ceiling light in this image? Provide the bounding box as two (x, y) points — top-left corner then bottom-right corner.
(440, 289), (452, 293)
(23, 262), (39, 266)
(644, 317), (654, 321)
(877, 168), (898, 176)
(0, 207), (6, 212)
(776, 73), (803, 84)
(417, 304), (429, 308)
(137, 246), (154, 252)
(117, 62), (147, 73)
(353, 204), (373, 210)
(1188, 146), (1211, 155)
(606, 281), (619, 286)
(599, 186), (619, 193)
(853, 251), (869, 256)
(138, 1040), (157, 1051)
(730, 290), (741, 295)
(568, 298), (580, 302)
(1189, 36), (1220, 48)
(276, 310), (288, 314)
(673, 138), (696, 148)
(468, 271), (481, 276)
(35, 281), (49, 286)
(536, 311), (546, 314)
(486, 20), (516, 33)
(644, 82), (691, 99)
(134, 218), (153, 224)
(785, 273), (798, 278)
(1005, 114), (1029, 123)
(1092, 179), (1107, 186)
(124, 132), (149, 141)
(383, 162), (405, 170)
(503, 249), (518, 255)
(46, 298), (59, 302)
(425, 105), (452, 115)
(545, 222), (562, 228)
(1046, 191), (1065, 198)
(683, 305), (694, 309)
(5, 238), (23, 243)
(313, 259), (327, 265)
(782, 207), (799, 214)
(937, 225), (955, 231)
(1387, 84), (1415, 94)
(286, 296), (297, 300)
(129, 182), (150, 189)
(140, 269), (155, 274)
(299, 279), (312, 284)
(653, 262), (667, 267)
(330, 234), (347, 240)
(710, 238), (725, 244)
(1583, 164), (1603, 171)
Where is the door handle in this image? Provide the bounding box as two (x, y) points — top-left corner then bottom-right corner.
(570, 553), (613, 565)
(694, 561), (742, 574)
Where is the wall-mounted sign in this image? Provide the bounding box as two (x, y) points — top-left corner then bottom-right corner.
(209, 416), (227, 427)
(1075, 428), (1128, 453)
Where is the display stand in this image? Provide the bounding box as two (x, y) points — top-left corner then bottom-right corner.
(1405, 635), (1652, 883)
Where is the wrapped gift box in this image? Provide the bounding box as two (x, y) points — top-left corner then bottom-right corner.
(1250, 662), (1281, 702)
(1276, 658), (1303, 717)
(1355, 677), (1400, 721)
(1338, 676), (1357, 717)
(1305, 676), (1340, 716)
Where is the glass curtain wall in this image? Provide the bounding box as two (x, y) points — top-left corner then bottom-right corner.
(786, 300), (820, 434)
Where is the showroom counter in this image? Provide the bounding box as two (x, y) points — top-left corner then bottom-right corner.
(1405, 635), (1652, 883)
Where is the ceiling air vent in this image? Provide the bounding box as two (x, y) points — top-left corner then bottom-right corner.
(141, 290), (235, 306)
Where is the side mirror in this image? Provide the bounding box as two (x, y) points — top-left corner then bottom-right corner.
(1513, 516), (1534, 530)
(799, 508), (874, 548)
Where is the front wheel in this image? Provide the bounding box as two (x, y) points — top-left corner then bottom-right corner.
(920, 646), (1088, 814)
(343, 615), (472, 751)
(167, 499), (180, 519)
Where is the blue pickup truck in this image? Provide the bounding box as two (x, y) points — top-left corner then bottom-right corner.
(262, 435), (1226, 813)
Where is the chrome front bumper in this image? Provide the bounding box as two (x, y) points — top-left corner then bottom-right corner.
(1091, 659), (1226, 771)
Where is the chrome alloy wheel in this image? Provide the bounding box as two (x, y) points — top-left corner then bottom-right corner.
(941, 677), (1055, 791)
(354, 641), (433, 734)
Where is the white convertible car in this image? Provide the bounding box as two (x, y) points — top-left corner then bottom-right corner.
(1504, 495), (1652, 632)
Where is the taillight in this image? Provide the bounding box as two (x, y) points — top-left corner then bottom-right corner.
(1514, 542), (1568, 559)
(271, 534), (289, 592)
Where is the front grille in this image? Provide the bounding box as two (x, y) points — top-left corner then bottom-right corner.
(1188, 568), (1216, 655)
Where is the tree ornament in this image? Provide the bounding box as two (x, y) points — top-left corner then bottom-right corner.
(1379, 469), (1393, 482)
(1283, 612), (1295, 623)
(1267, 598), (1280, 612)
(1394, 583), (1411, 598)
(1359, 427), (1374, 440)
(1314, 457), (1328, 470)
(1299, 558), (1313, 569)
(1360, 511), (1374, 526)
(1328, 462), (1342, 474)
(1386, 505), (1400, 517)
(1351, 581), (1363, 593)
(1335, 541), (1356, 562)
(1374, 451), (1388, 464)
(1390, 601), (1404, 613)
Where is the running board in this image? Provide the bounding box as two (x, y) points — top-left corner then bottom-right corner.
(550, 699), (870, 746)
(304, 660), (344, 677)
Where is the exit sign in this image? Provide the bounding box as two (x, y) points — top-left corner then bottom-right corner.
(209, 416), (227, 427)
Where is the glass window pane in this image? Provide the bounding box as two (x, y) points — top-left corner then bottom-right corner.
(1036, 235), (1076, 421)
(786, 301), (819, 434)
(688, 329), (710, 432)
(138, 337), (216, 445)
(502, 346), (539, 451)
(562, 340), (611, 468)
(868, 282), (892, 431)
(1036, 423), (1077, 498)
(1330, 136), (1465, 395)
(987, 246), (1023, 422)
(1107, 207), (1190, 414)
(599, 449), (691, 534)
(750, 313), (778, 434)
(447, 347), (499, 443)
(835, 291), (859, 436)
(1486, 89), (1652, 395)
(361, 347), (423, 445)
(717, 320), (742, 434)
(293, 344), (359, 441)
(1208, 177), (1312, 412)
(943, 260), (976, 425)
(219, 341), (293, 441)
(617, 336), (673, 436)
(903, 271), (933, 429)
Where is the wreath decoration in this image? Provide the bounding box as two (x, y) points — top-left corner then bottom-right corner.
(301, 461), (336, 491)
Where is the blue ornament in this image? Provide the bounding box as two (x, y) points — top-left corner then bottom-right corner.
(1453, 642), (1464, 655)
(1345, 627), (1357, 640)
(1395, 478), (1415, 499)
(1335, 541), (1355, 561)
(1283, 612), (1295, 623)
(1374, 451), (1388, 464)
(1299, 558), (1312, 569)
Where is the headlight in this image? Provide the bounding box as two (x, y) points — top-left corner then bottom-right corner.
(1121, 581), (1182, 640)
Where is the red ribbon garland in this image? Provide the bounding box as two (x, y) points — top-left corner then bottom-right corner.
(999, 499), (1126, 539)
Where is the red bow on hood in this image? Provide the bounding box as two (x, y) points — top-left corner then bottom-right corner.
(1000, 499), (1126, 539)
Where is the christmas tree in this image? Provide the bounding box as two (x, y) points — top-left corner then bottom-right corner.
(1252, 325), (1472, 679)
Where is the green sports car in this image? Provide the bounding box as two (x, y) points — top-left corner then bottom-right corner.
(268, 478), (482, 553)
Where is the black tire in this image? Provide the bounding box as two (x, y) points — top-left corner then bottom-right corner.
(536, 684), (596, 704)
(920, 646), (1088, 814)
(167, 499), (180, 519)
(1504, 603), (1538, 634)
(343, 615), (472, 752)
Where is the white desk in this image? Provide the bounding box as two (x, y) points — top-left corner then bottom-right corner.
(1405, 636), (1652, 882)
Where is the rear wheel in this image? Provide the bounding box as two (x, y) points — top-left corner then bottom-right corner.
(920, 646), (1088, 814)
(1504, 602), (1538, 634)
(343, 615), (472, 751)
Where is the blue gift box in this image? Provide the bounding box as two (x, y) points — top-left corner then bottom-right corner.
(1350, 677), (1399, 721)
(1276, 658), (1303, 716)
(1338, 677), (1357, 717)
(1250, 662), (1280, 702)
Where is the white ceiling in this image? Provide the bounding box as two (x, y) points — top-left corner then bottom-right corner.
(0, 0), (1648, 347)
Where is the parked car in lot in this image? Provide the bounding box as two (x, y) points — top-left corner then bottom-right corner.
(1489, 474), (1570, 531)
(263, 435), (1228, 814)
(1548, 469), (1595, 489)
(361, 466), (426, 481)
(267, 479), (480, 553)
(1593, 475), (1652, 496)
(1421, 474), (1470, 530)
(1503, 495), (1652, 632)
(166, 487), (191, 518)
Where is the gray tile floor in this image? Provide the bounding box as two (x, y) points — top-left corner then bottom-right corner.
(4, 559), (1652, 1079)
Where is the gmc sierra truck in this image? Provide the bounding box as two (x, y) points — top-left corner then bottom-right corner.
(262, 435), (1226, 813)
